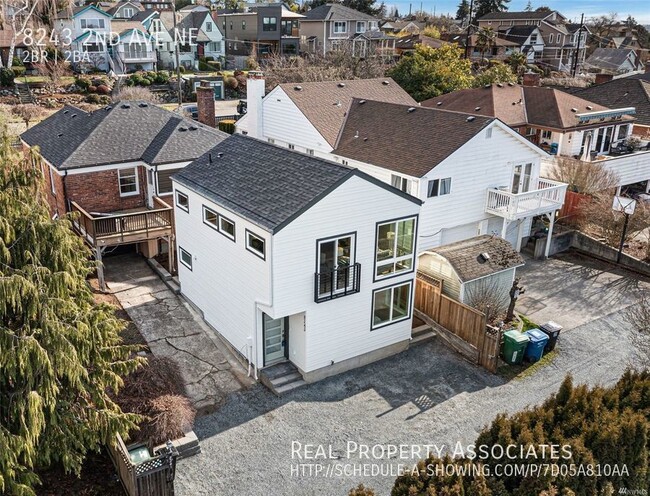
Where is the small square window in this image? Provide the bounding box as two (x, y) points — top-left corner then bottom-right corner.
(118, 167), (139, 196)
(176, 191), (189, 212)
(219, 215), (235, 240)
(179, 247), (193, 270)
(246, 230), (265, 259)
(427, 178), (451, 197)
(203, 205), (218, 226)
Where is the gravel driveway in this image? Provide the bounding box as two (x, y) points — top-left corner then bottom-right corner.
(175, 251), (649, 496)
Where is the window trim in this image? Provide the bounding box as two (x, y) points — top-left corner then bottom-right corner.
(118, 167), (139, 197)
(333, 21), (347, 34)
(370, 280), (413, 330)
(245, 229), (266, 260)
(179, 246), (193, 270)
(427, 177), (452, 198)
(175, 190), (189, 212)
(373, 215), (418, 283)
(202, 205), (236, 241)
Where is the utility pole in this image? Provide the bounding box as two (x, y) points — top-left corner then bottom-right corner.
(464, 0), (474, 59)
(572, 13), (584, 78)
(172, 0), (182, 107)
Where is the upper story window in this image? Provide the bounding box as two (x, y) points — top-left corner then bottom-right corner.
(541, 129), (552, 140)
(316, 233), (360, 302)
(205, 21), (212, 32)
(530, 33), (538, 44)
(123, 7), (134, 18)
(263, 17), (277, 31)
(242, 20), (246, 29)
(118, 167), (139, 196)
(549, 33), (554, 43)
(179, 246), (193, 270)
(372, 281), (412, 329)
(375, 216), (416, 279)
(246, 230), (266, 259)
(83, 42), (104, 52)
(203, 205), (236, 241)
(333, 21), (347, 34)
(80, 18), (106, 29)
(176, 190), (189, 212)
(427, 177), (451, 197)
(368, 21), (378, 30)
(356, 21), (366, 33)
(391, 174), (410, 194)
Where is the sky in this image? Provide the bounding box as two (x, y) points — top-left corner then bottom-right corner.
(386, 0), (650, 25)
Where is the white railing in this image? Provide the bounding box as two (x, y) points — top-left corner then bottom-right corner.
(485, 178), (567, 221)
(123, 50), (156, 61)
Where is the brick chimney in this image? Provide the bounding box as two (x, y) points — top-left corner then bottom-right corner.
(522, 72), (540, 87)
(196, 80), (215, 128)
(595, 73), (614, 85)
(246, 70), (265, 139)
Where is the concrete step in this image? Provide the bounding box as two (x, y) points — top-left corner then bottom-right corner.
(410, 329), (437, 346)
(165, 279), (181, 295)
(274, 379), (308, 395)
(270, 371), (302, 388)
(412, 324), (433, 336)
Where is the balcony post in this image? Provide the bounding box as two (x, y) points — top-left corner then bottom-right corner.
(544, 211), (556, 258)
(515, 220), (525, 252)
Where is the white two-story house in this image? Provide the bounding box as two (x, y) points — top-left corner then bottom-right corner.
(172, 134), (422, 387)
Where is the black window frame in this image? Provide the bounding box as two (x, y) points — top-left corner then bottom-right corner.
(370, 280), (413, 331)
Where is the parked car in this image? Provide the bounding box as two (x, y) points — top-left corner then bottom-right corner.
(185, 105), (198, 120)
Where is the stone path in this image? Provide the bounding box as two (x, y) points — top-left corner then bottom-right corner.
(104, 253), (253, 415)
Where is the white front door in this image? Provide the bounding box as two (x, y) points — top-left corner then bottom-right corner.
(263, 314), (286, 365)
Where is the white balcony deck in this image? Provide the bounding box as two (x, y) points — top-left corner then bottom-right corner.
(485, 178), (567, 221)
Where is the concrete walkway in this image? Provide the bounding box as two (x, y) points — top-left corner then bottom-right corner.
(104, 253), (252, 415)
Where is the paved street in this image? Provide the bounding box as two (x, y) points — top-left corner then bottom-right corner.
(175, 251), (650, 496)
(104, 254), (252, 415)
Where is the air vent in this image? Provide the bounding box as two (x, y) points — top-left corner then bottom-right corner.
(217, 152), (224, 158)
(63, 110), (69, 114)
(496, 83), (503, 87)
(354, 131), (359, 138)
(338, 82), (345, 88)
(189, 125), (198, 131)
(507, 82), (514, 86)
(571, 108), (578, 112)
(475, 106), (481, 111)
(466, 116), (476, 122)
(359, 99), (366, 104)
(363, 137), (368, 141)
(293, 85), (302, 91)
(407, 107), (416, 113)
(586, 105), (593, 110)
(121, 103), (131, 109)
(436, 101), (442, 106)
(71, 114), (77, 118)
(382, 80), (390, 85)
(484, 84), (491, 88)
(57, 133), (63, 137)
(179, 126), (188, 132)
(139, 102), (148, 108)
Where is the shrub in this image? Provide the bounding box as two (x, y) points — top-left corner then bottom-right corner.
(96, 84), (110, 95)
(225, 76), (238, 90)
(12, 65), (26, 78)
(178, 65), (186, 73)
(74, 77), (91, 91)
(140, 78), (151, 86)
(208, 60), (221, 71)
(138, 394), (196, 446)
(85, 93), (101, 104)
(348, 484), (375, 496)
(0, 68), (14, 86)
(12, 56), (23, 67)
(218, 119), (236, 134)
(87, 85), (97, 93)
(245, 57), (259, 70)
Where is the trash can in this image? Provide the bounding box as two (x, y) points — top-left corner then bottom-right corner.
(524, 328), (549, 362)
(539, 321), (563, 353)
(503, 330), (530, 365)
(550, 142), (559, 155)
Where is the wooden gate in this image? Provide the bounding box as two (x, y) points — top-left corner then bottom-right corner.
(414, 272), (502, 373)
(108, 433), (178, 496)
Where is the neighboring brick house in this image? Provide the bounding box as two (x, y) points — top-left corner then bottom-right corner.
(21, 102), (227, 286)
(478, 10), (589, 71)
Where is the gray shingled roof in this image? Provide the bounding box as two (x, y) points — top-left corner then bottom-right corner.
(432, 235), (524, 282)
(585, 48), (637, 71)
(172, 134), (420, 233)
(302, 3), (377, 21)
(573, 77), (650, 126)
(334, 99), (494, 178)
(478, 10), (552, 21)
(21, 102), (227, 170)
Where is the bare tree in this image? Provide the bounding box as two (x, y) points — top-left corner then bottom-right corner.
(34, 59), (71, 92)
(624, 292), (650, 367)
(11, 103), (45, 128)
(464, 278), (510, 326)
(548, 156), (620, 195)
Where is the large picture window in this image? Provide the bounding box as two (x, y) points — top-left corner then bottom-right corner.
(375, 217), (416, 279)
(263, 17), (277, 31)
(372, 282), (412, 329)
(118, 167), (139, 196)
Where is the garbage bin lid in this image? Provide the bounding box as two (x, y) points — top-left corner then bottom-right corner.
(526, 328), (549, 343)
(504, 329), (530, 343)
(540, 321), (562, 332)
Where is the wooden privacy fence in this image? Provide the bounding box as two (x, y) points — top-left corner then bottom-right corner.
(108, 433), (178, 496)
(414, 272), (502, 373)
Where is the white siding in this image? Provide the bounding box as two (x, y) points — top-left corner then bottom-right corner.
(272, 175), (420, 372)
(462, 268), (516, 306)
(418, 252), (461, 301)
(542, 151), (650, 187)
(173, 184), (272, 367)
(236, 87), (332, 153)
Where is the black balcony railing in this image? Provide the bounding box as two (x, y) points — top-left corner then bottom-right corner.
(314, 263), (361, 303)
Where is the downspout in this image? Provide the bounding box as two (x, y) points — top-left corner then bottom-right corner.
(62, 169), (69, 214)
(251, 234), (273, 380)
(323, 21), (327, 56)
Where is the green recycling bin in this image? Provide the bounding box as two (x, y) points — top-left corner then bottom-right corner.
(503, 330), (530, 365)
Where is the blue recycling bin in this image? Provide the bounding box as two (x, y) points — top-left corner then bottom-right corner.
(550, 143), (559, 155)
(524, 328), (549, 362)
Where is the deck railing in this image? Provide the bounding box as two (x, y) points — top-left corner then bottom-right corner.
(485, 179), (567, 221)
(70, 197), (173, 246)
(314, 263), (361, 303)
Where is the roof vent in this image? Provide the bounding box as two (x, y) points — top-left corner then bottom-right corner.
(507, 82), (514, 86)
(407, 107), (416, 113)
(294, 85), (302, 91)
(382, 80), (390, 85)
(354, 131), (359, 138)
(217, 152), (223, 158)
(338, 82), (345, 88)
(334, 100), (341, 107)
(475, 106), (481, 111)
(179, 126), (188, 131)
(139, 102), (148, 108)
(363, 137), (368, 141)
(436, 101), (442, 106)
(57, 133), (63, 137)
(467, 116), (476, 122)
(484, 84), (491, 88)
(586, 105), (593, 110)
(359, 99), (366, 104)
(121, 103), (131, 109)
(63, 109), (69, 114)
(479, 252), (490, 262)
(497, 83), (503, 87)
(71, 114), (77, 118)
(105, 106), (112, 111)
(189, 125), (198, 131)
(571, 108), (578, 112)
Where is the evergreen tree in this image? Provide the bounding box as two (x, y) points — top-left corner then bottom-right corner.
(0, 131), (143, 495)
(388, 44), (474, 101)
(474, 0), (510, 21)
(394, 7), (399, 17)
(342, 0), (382, 16)
(524, 0), (532, 11)
(455, 0), (470, 21)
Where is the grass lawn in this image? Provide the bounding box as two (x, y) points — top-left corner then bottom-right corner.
(14, 75), (76, 85)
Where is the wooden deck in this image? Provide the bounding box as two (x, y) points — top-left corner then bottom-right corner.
(71, 197), (173, 247)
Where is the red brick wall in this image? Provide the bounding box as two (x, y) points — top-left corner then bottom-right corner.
(64, 166), (148, 213)
(39, 162), (67, 218)
(633, 124), (650, 140)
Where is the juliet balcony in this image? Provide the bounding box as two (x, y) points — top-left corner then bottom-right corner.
(485, 178), (568, 221)
(314, 263), (361, 303)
